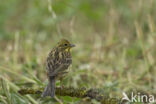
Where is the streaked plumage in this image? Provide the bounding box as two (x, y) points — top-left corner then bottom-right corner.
(41, 39), (75, 98)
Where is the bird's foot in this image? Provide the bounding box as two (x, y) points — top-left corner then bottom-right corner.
(60, 85), (64, 89)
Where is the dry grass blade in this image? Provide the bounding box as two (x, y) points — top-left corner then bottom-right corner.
(0, 77), (12, 104)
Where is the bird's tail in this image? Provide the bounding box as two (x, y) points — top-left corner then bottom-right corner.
(41, 77), (55, 98)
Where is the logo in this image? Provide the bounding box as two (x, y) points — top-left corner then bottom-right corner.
(122, 92), (155, 103)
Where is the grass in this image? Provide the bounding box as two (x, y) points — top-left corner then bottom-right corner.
(0, 0), (156, 104)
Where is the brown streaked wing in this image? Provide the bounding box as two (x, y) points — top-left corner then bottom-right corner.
(46, 48), (62, 76)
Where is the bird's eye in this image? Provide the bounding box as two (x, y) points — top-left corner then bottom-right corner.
(64, 44), (68, 46)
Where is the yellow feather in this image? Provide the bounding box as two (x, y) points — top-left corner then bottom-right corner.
(65, 48), (71, 52)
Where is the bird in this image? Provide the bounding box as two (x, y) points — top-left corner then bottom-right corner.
(41, 39), (75, 98)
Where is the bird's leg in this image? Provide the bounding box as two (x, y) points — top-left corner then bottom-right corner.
(59, 71), (68, 89)
(60, 77), (64, 89)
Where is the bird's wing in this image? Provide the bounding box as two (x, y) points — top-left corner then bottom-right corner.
(48, 64), (66, 77)
(46, 49), (69, 77)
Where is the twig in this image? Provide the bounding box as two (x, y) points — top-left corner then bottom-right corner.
(18, 87), (120, 104)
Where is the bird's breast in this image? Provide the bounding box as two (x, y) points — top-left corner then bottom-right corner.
(61, 51), (72, 65)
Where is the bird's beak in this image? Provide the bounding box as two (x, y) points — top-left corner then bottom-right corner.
(70, 44), (75, 47)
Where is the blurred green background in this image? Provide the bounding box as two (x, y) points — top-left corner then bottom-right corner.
(0, 0), (156, 104)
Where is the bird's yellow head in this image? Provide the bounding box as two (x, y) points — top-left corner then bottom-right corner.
(57, 39), (75, 52)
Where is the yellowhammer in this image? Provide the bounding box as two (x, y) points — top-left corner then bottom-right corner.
(41, 39), (75, 98)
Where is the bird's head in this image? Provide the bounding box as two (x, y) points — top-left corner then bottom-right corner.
(57, 39), (75, 51)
